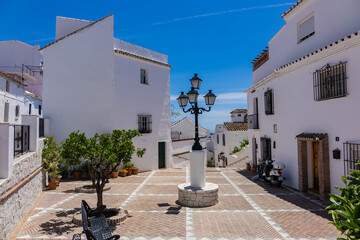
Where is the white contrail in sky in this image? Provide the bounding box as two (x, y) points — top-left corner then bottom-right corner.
(151, 3), (294, 26)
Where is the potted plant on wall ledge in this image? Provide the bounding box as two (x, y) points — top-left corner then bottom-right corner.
(42, 136), (61, 190)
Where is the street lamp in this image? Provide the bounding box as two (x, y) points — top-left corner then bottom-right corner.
(177, 74), (217, 151)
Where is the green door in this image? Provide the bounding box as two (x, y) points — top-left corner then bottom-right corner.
(158, 142), (166, 168)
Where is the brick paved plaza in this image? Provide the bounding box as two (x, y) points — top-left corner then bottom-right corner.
(11, 168), (342, 240)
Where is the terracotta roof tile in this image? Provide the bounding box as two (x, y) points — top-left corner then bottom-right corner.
(39, 14), (113, 51)
(230, 109), (247, 114)
(114, 49), (172, 68)
(223, 122), (248, 131)
(282, 0), (305, 18)
(0, 70), (27, 87)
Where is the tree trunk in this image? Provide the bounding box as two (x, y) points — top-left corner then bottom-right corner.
(96, 187), (103, 208)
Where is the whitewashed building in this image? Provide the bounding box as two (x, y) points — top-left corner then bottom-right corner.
(0, 40), (43, 97)
(171, 117), (209, 168)
(246, 0), (360, 200)
(214, 109), (248, 167)
(40, 15), (171, 171)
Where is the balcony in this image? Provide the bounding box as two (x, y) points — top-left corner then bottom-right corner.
(248, 114), (259, 129)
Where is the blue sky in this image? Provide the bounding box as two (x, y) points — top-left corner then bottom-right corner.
(0, 0), (295, 132)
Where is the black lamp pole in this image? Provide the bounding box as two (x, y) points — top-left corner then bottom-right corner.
(177, 74), (217, 151)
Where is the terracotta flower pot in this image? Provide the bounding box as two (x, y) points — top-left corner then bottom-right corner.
(55, 175), (62, 186)
(73, 171), (81, 179)
(120, 172), (127, 177)
(126, 168), (132, 176)
(112, 171), (119, 178)
(48, 182), (57, 190)
(102, 170), (110, 178)
(132, 167), (139, 175)
(246, 163), (251, 171)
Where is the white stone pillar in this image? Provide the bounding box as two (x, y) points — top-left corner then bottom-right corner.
(190, 150), (205, 188)
(44, 118), (50, 137)
(0, 124), (14, 178)
(22, 115), (39, 152)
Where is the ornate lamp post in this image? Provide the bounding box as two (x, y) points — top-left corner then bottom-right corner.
(176, 74), (217, 192)
(177, 74), (217, 151)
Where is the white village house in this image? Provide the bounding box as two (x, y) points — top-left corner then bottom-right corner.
(214, 109), (248, 167)
(41, 15), (171, 171)
(171, 117), (209, 168)
(246, 0), (360, 200)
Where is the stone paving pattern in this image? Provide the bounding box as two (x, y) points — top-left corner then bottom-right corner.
(10, 168), (342, 240)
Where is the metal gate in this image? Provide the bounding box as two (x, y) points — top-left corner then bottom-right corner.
(343, 142), (360, 176)
(14, 125), (30, 157)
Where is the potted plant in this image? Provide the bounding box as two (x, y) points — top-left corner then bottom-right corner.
(132, 166), (139, 175)
(112, 163), (119, 178)
(246, 162), (251, 171)
(120, 169), (127, 177)
(73, 166), (82, 179)
(124, 162), (133, 176)
(252, 163), (257, 174)
(42, 136), (61, 190)
(55, 169), (62, 186)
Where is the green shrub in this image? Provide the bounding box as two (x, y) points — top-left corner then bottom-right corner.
(327, 165), (360, 240)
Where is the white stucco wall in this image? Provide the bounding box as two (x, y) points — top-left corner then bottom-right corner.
(247, 37), (360, 192)
(171, 117), (208, 140)
(253, 0), (360, 84)
(42, 15), (171, 172)
(55, 17), (92, 40)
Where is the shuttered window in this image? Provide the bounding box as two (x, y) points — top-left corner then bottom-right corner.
(264, 89), (274, 115)
(260, 137), (271, 160)
(298, 15), (315, 43)
(138, 115), (152, 133)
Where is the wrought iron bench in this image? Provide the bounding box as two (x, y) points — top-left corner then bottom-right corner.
(72, 200), (120, 240)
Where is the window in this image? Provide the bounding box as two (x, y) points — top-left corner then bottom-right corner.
(6, 80), (10, 92)
(217, 135), (219, 144)
(298, 14), (315, 43)
(15, 105), (20, 118)
(29, 104), (32, 115)
(38, 105), (42, 115)
(138, 115), (152, 133)
(344, 142), (360, 176)
(222, 134), (226, 146)
(264, 89), (274, 115)
(140, 69), (148, 84)
(260, 137), (271, 160)
(313, 62), (347, 101)
(238, 114), (241, 117)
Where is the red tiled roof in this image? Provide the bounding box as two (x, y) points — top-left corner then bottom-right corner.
(224, 122), (248, 131)
(282, 0), (305, 18)
(39, 14), (113, 51)
(114, 49), (172, 68)
(230, 109), (247, 114)
(0, 70), (27, 87)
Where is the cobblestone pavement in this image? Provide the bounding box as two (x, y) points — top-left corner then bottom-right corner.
(10, 168), (342, 240)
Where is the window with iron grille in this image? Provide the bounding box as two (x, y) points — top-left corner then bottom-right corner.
(264, 89), (274, 115)
(222, 134), (226, 146)
(138, 115), (152, 133)
(343, 142), (360, 176)
(140, 69), (148, 84)
(260, 137), (271, 160)
(313, 62), (347, 101)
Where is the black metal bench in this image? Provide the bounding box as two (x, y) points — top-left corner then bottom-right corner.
(72, 200), (120, 240)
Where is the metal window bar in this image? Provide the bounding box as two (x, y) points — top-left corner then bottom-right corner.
(138, 115), (152, 133)
(14, 125), (30, 157)
(248, 114), (259, 129)
(39, 118), (44, 138)
(313, 62), (347, 101)
(344, 142), (360, 176)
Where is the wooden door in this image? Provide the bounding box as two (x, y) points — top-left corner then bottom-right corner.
(312, 142), (319, 190)
(158, 142), (166, 168)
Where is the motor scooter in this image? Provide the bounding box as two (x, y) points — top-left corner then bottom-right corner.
(257, 159), (285, 187)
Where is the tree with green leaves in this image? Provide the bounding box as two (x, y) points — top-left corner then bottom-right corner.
(232, 137), (249, 154)
(327, 165), (360, 240)
(61, 130), (88, 172)
(84, 129), (146, 208)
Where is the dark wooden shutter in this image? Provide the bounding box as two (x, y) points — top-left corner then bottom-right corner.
(264, 90), (273, 115)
